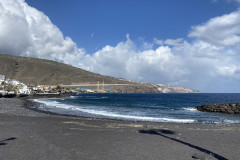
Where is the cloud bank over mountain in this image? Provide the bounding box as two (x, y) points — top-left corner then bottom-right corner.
(0, 0), (240, 92)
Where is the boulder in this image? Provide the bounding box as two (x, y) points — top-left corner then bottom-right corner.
(196, 103), (240, 114)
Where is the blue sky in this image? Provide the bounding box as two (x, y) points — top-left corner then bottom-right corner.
(1, 0), (240, 92)
(25, 0), (238, 53)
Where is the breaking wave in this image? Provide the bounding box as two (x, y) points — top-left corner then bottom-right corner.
(32, 98), (195, 123)
(30, 93), (240, 124)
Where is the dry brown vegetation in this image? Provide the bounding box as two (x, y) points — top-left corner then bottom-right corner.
(0, 54), (159, 93)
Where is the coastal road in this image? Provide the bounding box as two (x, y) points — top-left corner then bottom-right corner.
(61, 83), (131, 87)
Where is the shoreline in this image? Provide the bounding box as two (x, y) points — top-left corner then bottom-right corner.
(1, 98), (240, 159)
(27, 95), (240, 124)
(25, 97), (202, 124)
(3, 96), (240, 126)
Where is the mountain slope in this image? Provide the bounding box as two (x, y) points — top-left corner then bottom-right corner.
(0, 54), (160, 93)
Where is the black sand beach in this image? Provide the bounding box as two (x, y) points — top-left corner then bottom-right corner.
(0, 98), (240, 160)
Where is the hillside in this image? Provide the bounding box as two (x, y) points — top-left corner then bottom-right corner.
(0, 54), (160, 93)
(0, 54), (198, 93)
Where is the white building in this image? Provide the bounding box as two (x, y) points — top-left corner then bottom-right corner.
(0, 90), (6, 94)
(18, 84), (31, 94)
(6, 79), (20, 86)
(0, 75), (6, 82)
(86, 89), (94, 93)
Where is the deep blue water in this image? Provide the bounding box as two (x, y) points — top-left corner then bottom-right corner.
(33, 93), (240, 123)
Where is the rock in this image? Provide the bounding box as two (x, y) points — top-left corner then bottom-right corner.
(196, 103), (240, 114)
(192, 153), (206, 160)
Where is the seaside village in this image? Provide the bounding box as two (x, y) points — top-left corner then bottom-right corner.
(0, 75), (101, 98)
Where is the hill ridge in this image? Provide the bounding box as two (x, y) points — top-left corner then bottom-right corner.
(0, 54), (198, 93)
(0, 54), (160, 93)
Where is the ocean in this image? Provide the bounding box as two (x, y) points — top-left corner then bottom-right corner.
(32, 93), (240, 123)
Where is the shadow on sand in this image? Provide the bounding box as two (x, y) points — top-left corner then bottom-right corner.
(138, 129), (228, 160)
(0, 137), (17, 146)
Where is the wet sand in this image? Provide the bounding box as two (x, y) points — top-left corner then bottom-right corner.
(0, 98), (239, 160)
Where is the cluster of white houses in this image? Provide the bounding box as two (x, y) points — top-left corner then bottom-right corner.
(0, 75), (98, 98)
(0, 75), (65, 97)
(0, 75), (31, 97)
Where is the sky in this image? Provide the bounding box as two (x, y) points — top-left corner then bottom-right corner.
(25, 0), (238, 53)
(0, 0), (240, 92)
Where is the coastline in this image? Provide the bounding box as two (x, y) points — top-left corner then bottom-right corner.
(27, 94), (240, 124)
(0, 98), (240, 160)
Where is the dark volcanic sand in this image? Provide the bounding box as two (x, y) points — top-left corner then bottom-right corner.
(0, 98), (240, 160)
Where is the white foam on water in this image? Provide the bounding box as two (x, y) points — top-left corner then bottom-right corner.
(70, 96), (77, 99)
(74, 108), (195, 123)
(32, 99), (74, 110)
(32, 99), (195, 123)
(101, 96), (108, 99)
(224, 119), (240, 124)
(183, 108), (197, 111)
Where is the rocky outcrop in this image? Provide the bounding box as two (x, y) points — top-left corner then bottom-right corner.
(155, 84), (199, 93)
(196, 103), (240, 114)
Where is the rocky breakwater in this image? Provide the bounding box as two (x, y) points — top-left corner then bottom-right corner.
(196, 103), (240, 114)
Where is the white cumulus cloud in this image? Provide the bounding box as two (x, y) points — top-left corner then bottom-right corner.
(212, 0), (240, 4)
(188, 9), (240, 48)
(0, 0), (85, 63)
(82, 37), (187, 84)
(154, 38), (184, 46)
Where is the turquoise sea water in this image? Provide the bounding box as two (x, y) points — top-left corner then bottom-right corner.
(32, 93), (240, 123)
